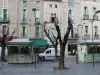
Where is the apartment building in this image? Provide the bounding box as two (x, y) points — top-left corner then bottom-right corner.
(0, 0), (44, 39)
(78, 0), (100, 62)
(43, 0), (81, 57)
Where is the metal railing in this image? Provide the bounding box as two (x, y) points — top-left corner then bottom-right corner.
(84, 34), (90, 40)
(83, 14), (89, 20)
(94, 34), (99, 39)
(0, 17), (10, 23)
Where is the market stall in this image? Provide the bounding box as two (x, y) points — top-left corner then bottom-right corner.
(7, 38), (37, 63)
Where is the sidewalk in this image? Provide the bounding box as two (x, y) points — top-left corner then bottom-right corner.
(0, 56), (100, 75)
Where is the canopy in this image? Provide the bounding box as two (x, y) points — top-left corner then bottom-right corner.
(7, 38), (32, 46)
(30, 39), (47, 48)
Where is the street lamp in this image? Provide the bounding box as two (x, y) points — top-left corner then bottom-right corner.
(91, 10), (100, 68)
(32, 8), (37, 69)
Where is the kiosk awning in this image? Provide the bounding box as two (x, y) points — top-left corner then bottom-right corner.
(7, 38), (32, 46)
(30, 39), (47, 48)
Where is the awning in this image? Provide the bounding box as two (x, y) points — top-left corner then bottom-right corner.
(30, 39), (47, 48)
(7, 38), (33, 46)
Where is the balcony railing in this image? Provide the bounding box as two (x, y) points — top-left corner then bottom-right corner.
(83, 14), (89, 20)
(21, 33), (26, 38)
(69, 33), (79, 39)
(94, 34), (99, 39)
(84, 34), (90, 40)
(0, 17), (10, 24)
(93, 16), (98, 20)
(20, 18), (27, 25)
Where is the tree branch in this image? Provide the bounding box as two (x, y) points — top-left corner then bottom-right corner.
(54, 18), (62, 44)
(8, 28), (16, 41)
(63, 17), (73, 46)
(52, 33), (58, 46)
(44, 24), (55, 46)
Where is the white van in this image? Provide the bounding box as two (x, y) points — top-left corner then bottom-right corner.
(0, 47), (8, 61)
(39, 48), (60, 61)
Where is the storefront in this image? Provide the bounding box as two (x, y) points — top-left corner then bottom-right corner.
(7, 38), (37, 63)
(78, 40), (100, 62)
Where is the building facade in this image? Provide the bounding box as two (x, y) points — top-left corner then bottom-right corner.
(78, 0), (100, 62)
(43, 0), (81, 57)
(0, 0), (44, 39)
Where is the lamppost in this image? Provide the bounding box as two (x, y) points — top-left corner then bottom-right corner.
(32, 8), (37, 69)
(91, 10), (100, 68)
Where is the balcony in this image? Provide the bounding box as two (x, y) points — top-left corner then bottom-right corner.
(93, 16), (98, 20)
(83, 14), (89, 20)
(84, 34), (90, 40)
(69, 33), (79, 39)
(0, 17), (10, 24)
(94, 35), (99, 39)
(21, 33), (26, 38)
(20, 18), (28, 25)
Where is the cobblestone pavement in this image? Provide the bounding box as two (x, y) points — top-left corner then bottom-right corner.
(0, 56), (100, 75)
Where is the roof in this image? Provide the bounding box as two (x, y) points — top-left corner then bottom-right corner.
(8, 38), (30, 42)
(7, 38), (32, 46)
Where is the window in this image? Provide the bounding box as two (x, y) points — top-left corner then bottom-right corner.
(3, 9), (8, 22)
(84, 7), (88, 15)
(3, 0), (8, 7)
(51, 13), (53, 16)
(88, 47), (96, 54)
(93, 7), (96, 15)
(50, 4), (52, 8)
(50, 28), (55, 41)
(68, 10), (72, 18)
(50, 13), (56, 22)
(54, 13), (56, 17)
(68, 0), (74, 7)
(46, 50), (51, 54)
(2, 25), (7, 35)
(8, 46), (19, 54)
(51, 17), (55, 23)
(20, 46), (29, 54)
(23, 0), (27, 7)
(94, 26), (98, 36)
(22, 9), (27, 23)
(36, 1), (40, 5)
(36, 18), (40, 23)
(55, 5), (57, 8)
(85, 26), (88, 34)
(22, 26), (25, 37)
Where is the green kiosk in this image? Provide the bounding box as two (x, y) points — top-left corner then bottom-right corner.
(7, 38), (37, 63)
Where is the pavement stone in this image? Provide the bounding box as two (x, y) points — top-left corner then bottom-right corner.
(0, 56), (100, 75)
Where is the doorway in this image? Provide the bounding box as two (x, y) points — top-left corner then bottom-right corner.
(68, 44), (77, 55)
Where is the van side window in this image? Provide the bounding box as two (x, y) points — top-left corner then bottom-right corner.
(46, 50), (51, 54)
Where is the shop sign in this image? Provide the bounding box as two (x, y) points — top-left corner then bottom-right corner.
(14, 55), (25, 62)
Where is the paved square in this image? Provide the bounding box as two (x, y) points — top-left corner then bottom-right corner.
(0, 56), (100, 75)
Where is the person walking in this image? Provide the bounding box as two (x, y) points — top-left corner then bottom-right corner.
(73, 49), (75, 56)
(75, 51), (79, 64)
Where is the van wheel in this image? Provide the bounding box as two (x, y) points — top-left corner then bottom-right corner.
(41, 56), (45, 61)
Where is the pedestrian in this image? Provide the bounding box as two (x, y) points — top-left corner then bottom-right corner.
(73, 49), (75, 56)
(75, 51), (79, 64)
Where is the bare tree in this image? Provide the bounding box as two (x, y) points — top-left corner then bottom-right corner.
(0, 28), (16, 61)
(44, 17), (73, 70)
(44, 22), (58, 60)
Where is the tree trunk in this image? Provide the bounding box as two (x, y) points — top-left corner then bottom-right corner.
(1, 35), (6, 61)
(55, 46), (58, 61)
(59, 44), (65, 69)
(1, 45), (5, 61)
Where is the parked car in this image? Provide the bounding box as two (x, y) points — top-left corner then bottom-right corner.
(0, 47), (8, 61)
(39, 48), (60, 61)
